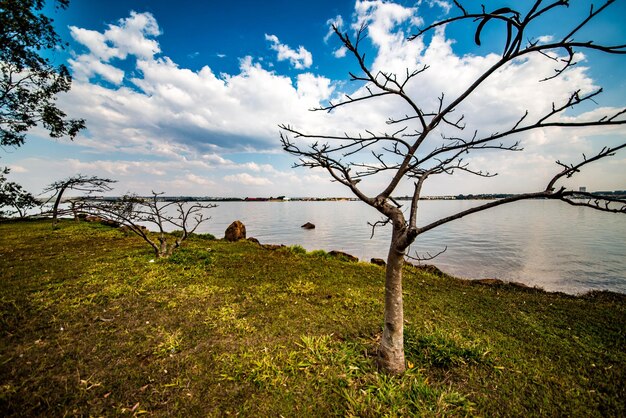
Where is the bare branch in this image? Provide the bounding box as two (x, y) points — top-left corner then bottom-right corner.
(41, 174), (116, 228)
(418, 145), (626, 235)
(559, 191), (626, 213)
(405, 246), (447, 262)
(546, 143), (626, 192)
(561, 0), (614, 42)
(452, 1), (468, 16)
(368, 217), (391, 239)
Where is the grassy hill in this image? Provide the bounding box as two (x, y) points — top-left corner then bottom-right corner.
(0, 220), (624, 416)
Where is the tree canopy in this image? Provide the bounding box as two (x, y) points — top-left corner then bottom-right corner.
(0, 167), (38, 218)
(0, 0), (85, 147)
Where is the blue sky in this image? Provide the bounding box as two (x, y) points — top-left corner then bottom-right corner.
(4, 0), (626, 197)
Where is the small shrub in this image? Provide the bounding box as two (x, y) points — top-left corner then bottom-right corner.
(193, 232), (216, 241)
(171, 229), (216, 240)
(288, 244), (307, 255)
(309, 249), (330, 259)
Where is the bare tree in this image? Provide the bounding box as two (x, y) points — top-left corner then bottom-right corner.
(42, 174), (116, 228)
(89, 192), (216, 258)
(280, 1), (626, 374)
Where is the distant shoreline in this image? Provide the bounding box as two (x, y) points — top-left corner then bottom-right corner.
(54, 191), (626, 203)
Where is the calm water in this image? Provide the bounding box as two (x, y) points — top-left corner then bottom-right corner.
(190, 200), (626, 295)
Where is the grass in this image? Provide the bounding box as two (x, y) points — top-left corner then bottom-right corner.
(0, 219), (624, 416)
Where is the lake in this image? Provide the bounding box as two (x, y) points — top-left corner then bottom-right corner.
(190, 199), (626, 295)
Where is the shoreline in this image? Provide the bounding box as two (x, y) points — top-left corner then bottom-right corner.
(4, 216), (625, 297)
(246, 234), (626, 299)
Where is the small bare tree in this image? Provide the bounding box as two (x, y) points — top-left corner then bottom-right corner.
(89, 192), (216, 258)
(42, 174), (116, 228)
(280, 1), (626, 374)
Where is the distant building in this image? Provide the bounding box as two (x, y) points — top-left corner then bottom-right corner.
(579, 186), (587, 193)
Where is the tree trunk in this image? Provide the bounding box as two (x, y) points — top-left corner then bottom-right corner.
(158, 236), (169, 258)
(71, 201), (79, 222)
(378, 228), (406, 374)
(52, 185), (67, 229)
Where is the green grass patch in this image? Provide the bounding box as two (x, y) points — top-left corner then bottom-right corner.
(308, 249), (331, 259)
(0, 220), (624, 416)
(166, 246), (213, 266)
(404, 326), (488, 368)
(287, 244), (307, 255)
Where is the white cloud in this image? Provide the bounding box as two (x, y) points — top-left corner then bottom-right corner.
(333, 46), (348, 58)
(69, 27), (119, 61)
(12, 5), (619, 199)
(224, 173), (273, 186)
(70, 11), (160, 61)
(242, 162), (277, 173)
(352, 1), (425, 74)
(184, 173), (216, 186)
(69, 11), (161, 85)
(418, 0), (452, 14)
(68, 54), (125, 84)
(537, 35), (555, 44)
(61, 55), (334, 157)
(297, 73), (335, 105)
(265, 34), (313, 69)
(7, 165), (27, 173)
(104, 11), (161, 59)
(324, 15), (344, 43)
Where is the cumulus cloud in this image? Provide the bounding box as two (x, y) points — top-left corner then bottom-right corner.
(64, 22), (334, 157)
(352, 0), (425, 73)
(184, 173), (216, 186)
(68, 11), (161, 85)
(224, 173), (273, 186)
(69, 54), (125, 84)
(19, 4), (620, 198)
(69, 27), (119, 61)
(265, 34), (313, 69)
(296, 73), (335, 105)
(103, 11), (161, 59)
